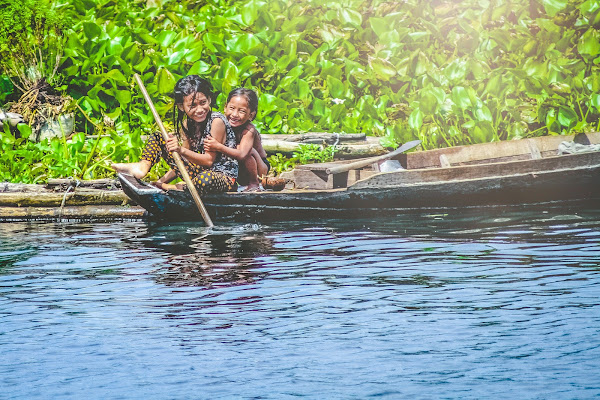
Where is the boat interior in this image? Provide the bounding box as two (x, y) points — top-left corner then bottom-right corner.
(285, 131), (600, 190)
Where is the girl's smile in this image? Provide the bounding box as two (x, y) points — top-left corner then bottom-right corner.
(225, 96), (255, 127)
(179, 92), (211, 122)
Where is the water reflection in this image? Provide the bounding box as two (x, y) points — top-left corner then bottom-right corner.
(121, 222), (275, 288)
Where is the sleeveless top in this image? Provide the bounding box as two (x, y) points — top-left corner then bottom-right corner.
(185, 111), (238, 179)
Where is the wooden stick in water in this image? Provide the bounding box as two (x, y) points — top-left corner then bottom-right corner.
(133, 73), (214, 227)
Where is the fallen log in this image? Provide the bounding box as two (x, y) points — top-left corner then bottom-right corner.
(262, 136), (387, 158)
(0, 188), (132, 207)
(0, 205), (146, 221)
(262, 132), (366, 144)
(46, 178), (121, 190)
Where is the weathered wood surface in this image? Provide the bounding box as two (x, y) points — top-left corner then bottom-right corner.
(351, 151), (600, 189)
(46, 178), (121, 190)
(262, 135), (387, 158)
(406, 132), (600, 169)
(0, 205), (146, 221)
(262, 132), (366, 143)
(0, 180), (140, 221)
(0, 188), (132, 207)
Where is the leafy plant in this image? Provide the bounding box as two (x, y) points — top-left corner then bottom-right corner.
(0, 0), (66, 90)
(268, 143), (338, 175)
(3, 0), (600, 183)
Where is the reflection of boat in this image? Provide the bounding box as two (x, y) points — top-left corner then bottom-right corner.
(118, 132), (600, 221)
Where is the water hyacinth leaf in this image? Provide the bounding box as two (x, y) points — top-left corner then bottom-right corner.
(184, 46), (204, 63)
(115, 89), (132, 105)
(70, 132), (86, 153)
(156, 31), (177, 48)
(105, 69), (127, 83)
(329, 103), (345, 122)
(105, 107), (121, 120)
(420, 91), (438, 114)
(189, 60), (210, 75)
(471, 125), (489, 144)
(452, 86), (471, 109)
(578, 29), (600, 56)
(444, 59), (468, 83)
(339, 9), (362, 27)
(312, 98), (327, 117)
(475, 105), (493, 122)
(429, 87), (446, 104)
(327, 76), (345, 99)
(408, 108), (424, 129)
(168, 50), (186, 65)
(369, 57), (397, 80)
(16, 123), (32, 140)
(408, 31), (430, 42)
(591, 93), (600, 108)
(411, 51), (430, 76)
(298, 79), (310, 101)
(156, 68), (176, 94)
(369, 17), (387, 39)
(259, 93), (278, 114)
(542, 0), (568, 16)
(241, 0), (262, 26)
(221, 61), (240, 94)
(558, 106), (578, 127)
(83, 22), (102, 40)
(319, 25), (345, 46)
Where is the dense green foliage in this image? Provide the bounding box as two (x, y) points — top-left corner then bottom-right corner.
(1, 0), (600, 182)
(0, 0), (66, 91)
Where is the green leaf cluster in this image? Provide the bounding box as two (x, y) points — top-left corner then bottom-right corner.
(4, 0), (600, 182)
(60, 0), (600, 148)
(0, 0), (67, 90)
(268, 143), (338, 175)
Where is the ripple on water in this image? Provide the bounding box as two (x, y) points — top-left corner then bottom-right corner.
(0, 209), (600, 399)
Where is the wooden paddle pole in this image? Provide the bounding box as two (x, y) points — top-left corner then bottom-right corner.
(326, 139), (422, 175)
(133, 73), (214, 227)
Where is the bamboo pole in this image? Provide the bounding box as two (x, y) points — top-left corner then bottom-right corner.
(133, 74), (214, 227)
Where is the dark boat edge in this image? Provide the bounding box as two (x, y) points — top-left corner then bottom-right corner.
(117, 171), (600, 223)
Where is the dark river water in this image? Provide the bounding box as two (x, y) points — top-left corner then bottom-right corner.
(1, 205), (600, 399)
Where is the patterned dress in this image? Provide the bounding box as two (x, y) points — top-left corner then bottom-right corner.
(140, 111), (238, 195)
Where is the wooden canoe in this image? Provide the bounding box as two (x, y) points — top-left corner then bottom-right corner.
(118, 132), (600, 221)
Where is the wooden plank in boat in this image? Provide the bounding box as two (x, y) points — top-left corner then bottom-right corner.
(350, 151), (600, 190)
(406, 133), (600, 169)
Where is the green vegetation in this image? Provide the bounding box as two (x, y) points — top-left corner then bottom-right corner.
(269, 143), (339, 175)
(1, 0), (600, 182)
(0, 0), (66, 92)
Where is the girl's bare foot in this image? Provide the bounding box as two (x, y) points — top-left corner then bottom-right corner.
(243, 183), (264, 192)
(111, 161), (151, 179)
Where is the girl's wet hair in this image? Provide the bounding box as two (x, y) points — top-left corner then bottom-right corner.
(173, 75), (213, 137)
(227, 88), (258, 114)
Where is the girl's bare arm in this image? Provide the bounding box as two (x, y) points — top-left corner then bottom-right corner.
(204, 127), (254, 161)
(166, 119), (225, 167)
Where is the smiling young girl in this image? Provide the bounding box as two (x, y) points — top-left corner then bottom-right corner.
(112, 75), (238, 194)
(203, 88), (269, 192)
